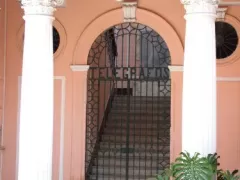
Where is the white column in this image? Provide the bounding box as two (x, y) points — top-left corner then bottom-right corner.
(18, 1), (56, 180)
(181, 0), (219, 156)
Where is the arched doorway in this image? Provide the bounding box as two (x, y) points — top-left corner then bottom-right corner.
(85, 23), (171, 180)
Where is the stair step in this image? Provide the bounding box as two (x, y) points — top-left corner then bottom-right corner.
(106, 122), (170, 130)
(93, 156), (169, 167)
(113, 100), (170, 105)
(112, 103), (170, 108)
(87, 95), (171, 180)
(112, 100), (170, 104)
(113, 96), (170, 101)
(90, 165), (165, 178)
(106, 119), (170, 125)
(110, 108), (170, 113)
(101, 135), (170, 144)
(96, 153), (170, 160)
(107, 120), (170, 125)
(99, 142), (170, 150)
(113, 101), (170, 106)
(97, 149), (170, 158)
(89, 173), (157, 180)
(109, 112), (170, 117)
(108, 115), (170, 121)
(103, 130), (170, 136)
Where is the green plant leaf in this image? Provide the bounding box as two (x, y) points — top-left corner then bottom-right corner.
(151, 151), (240, 180)
(206, 153), (220, 174)
(172, 152), (213, 180)
(217, 169), (240, 180)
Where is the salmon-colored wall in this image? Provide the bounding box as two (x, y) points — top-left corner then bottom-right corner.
(2, 0), (240, 179)
(0, 0), (6, 176)
(217, 82), (240, 171)
(0, 0), (6, 134)
(170, 72), (183, 162)
(216, 9), (240, 170)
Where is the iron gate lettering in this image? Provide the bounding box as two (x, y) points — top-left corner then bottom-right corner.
(90, 67), (170, 80)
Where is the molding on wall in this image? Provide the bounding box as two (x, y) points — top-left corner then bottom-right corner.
(219, 2), (240, 6)
(167, 67), (240, 82)
(168, 65), (184, 72)
(16, 76), (66, 180)
(217, 77), (240, 82)
(54, 76), (66, 180)
(70, 65), (90, 72)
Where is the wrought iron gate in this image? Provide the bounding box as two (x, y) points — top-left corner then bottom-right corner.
(86, 23), (171, 180)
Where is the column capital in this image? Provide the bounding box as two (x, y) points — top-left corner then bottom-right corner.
(181, 0), (220, 14)
(21, 0), (62, 15)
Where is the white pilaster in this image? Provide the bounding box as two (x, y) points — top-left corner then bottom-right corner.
(181, 0), (219, 155)
(18, 1), (56, 180)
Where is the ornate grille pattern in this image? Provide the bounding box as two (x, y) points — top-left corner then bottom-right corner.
(85, 23), (171, 180)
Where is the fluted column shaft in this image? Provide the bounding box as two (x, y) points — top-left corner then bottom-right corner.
(18, 1), (56, 179)
(181, 0), (219, 156)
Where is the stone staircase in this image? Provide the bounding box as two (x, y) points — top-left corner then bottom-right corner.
(88, 96), (170, 180)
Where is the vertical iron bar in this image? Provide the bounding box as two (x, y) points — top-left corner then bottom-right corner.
(157, 80), (160, 173)
(128, 26), (131, 180)
(96, 74), (100, 180)
(125, 24), (130, 180)
(128, 25), (131, 69)
(144, 37), (149, 179)
(102, 41), (106, 178)
(120, 25), (124, 180)
(126, 80), (130, 180)
(138, 29), (143, 180)
(104, 41), (107, 180)
(151, 42), (154, 176)
(133, 26), (137, 180)
(113, 79), (117, 179)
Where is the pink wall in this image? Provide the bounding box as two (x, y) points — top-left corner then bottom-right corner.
(1, 0), (240, 179)
(216, 11), (240, 170)
(217, 82), (240, 170)
(0, 0), (6, 174)
(0, 0), (6, 143)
